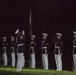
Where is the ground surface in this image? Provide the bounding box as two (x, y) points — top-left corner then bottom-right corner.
(0, 66), (76, 75)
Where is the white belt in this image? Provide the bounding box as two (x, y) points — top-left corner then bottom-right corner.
(31, 47), (34, 49)
(73, 46), (76, 47)
(42, 47), (47, 49)
(18, 44), (24, 46)
(11, 47), (14, 49)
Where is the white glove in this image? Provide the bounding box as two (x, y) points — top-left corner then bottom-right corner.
(15, 29), (19, 34)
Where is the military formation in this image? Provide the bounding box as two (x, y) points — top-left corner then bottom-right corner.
(1, 29), (76, 72)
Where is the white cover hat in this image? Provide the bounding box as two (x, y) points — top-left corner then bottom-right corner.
(3, 37), (6, 39)
(56, 33), (62, 36)
(11, 36), (14, 39)
(42, 33), (48, 36)
(31, 35), (36, 38)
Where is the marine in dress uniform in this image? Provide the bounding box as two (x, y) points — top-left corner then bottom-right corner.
(22, 30), (25, 67)
(16, 35), (25, 72)
(2, 37), (8, 66)
(42, 33), (49, 70)
(30, 35), (36, 68)
(73, 31), (76, 71)
(52, 33), (63, 71)
(10, 36), (16, 67)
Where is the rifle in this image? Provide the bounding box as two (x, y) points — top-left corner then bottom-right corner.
(29, 10), (32, 35)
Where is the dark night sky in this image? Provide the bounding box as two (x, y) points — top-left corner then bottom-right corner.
(0, 0), (76, 71)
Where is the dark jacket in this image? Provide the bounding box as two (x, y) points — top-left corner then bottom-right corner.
(17, 36), (25, 53)
(30, 40), (36, 54)
(10, 41), (16, 53)
(42, 40), (49, 54)
(73, 39), (76, 54)
(51, 37), (63, 54)
(2, 41), (8, 53)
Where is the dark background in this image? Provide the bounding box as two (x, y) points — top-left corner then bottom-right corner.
(0, 0), (76, 71)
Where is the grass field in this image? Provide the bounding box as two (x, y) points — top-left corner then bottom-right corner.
(0, 66), (76, 75)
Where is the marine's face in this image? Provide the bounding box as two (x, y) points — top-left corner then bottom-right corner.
(31, 37), (35, 40)
(11, 38), (14, 41)
(43, 36), (47, 40)
(3, 39), (6, 42)
(74, 35), (76, 39)
(57, 36), (61, 39)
